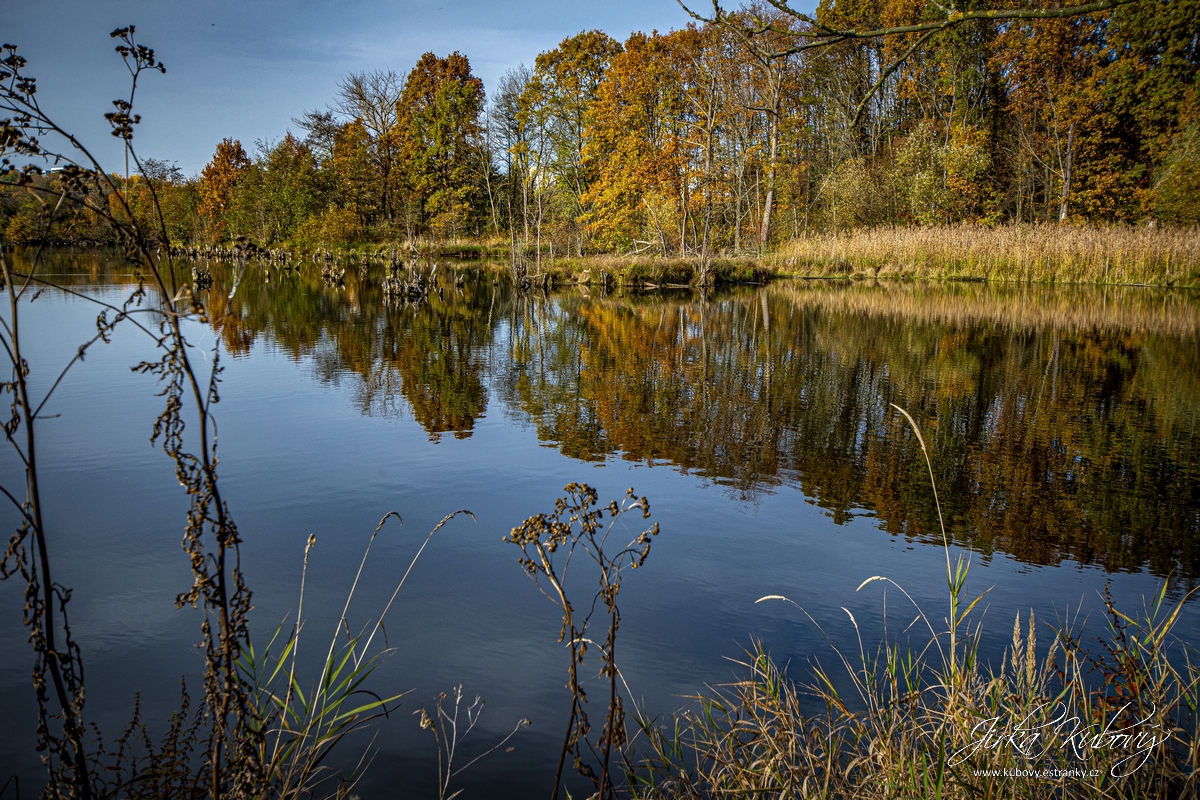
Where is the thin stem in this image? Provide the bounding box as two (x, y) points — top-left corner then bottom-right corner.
(2, 247), (92, 797)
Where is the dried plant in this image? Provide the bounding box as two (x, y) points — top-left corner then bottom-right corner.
(782, 223), (1200, 286)
(506, 482), (659, 800)
(2, 28), (264, 798)
(416, 686), (530, 800)
(2, 29), (533, 798)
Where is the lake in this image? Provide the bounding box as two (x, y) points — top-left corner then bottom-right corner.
(2, 248), (1198, 797)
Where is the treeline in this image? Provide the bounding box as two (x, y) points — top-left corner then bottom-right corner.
(3, 0), (1198, 252)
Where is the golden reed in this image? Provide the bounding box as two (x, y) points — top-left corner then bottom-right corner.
(782, 223), (1200, 286)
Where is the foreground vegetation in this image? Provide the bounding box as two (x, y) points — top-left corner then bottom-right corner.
(631, 582), (1200, 799)
(628, 412), (1199, 799)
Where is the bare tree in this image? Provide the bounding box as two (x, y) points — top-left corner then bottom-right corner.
(491, 66), (533, 267)
(486, 65), (532, 241)
(292, 108), (340, 165)
(333, 69), (403, 223)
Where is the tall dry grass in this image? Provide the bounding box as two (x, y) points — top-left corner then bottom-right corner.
(630, 596), (1199, 800)
(782, 224), (1200, 286)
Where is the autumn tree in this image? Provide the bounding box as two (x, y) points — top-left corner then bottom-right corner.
(583, 26), (765, 259)
(253, 134), (321, 242)
(395, 52), (487, 239)
(720, 5), (806, 245)
(524, 31), (623, 254)
(198, 137), (250, 240)
(330, 119), (379, 224)
(678, 0), (1167, 229)
(993, 8), (1102, 222)
(1074, 0), (1200, 219)
(581, 32), (690, 252)
(101, 1), (1199, 247)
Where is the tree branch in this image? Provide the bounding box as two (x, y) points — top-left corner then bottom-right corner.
(678, 0), (1139, 134)
(681, 0), (1138, 58)
(852, 28), (942, 129)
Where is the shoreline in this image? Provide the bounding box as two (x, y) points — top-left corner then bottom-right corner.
(13, 221), (1200, 289)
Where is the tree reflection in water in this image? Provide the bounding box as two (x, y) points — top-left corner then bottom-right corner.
(30, 249), (1200, 583)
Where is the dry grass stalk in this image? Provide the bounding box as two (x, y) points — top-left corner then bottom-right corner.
(237, 509), (483, 800)
(506, 483), (660, 800)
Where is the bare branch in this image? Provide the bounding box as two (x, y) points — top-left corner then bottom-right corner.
(680, 0), (1139, 133)
(682, 0), (1138, 58)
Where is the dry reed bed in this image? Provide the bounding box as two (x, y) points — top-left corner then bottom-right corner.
(783, 225), (1200, 286)
(777, 282), (1200, 338)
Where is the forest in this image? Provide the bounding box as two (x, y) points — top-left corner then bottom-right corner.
(2, 0), (1198, 258)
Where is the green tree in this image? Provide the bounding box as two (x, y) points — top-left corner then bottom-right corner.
(1155, 117), (1200, 223)
(259, 133), (319, 241)
(333, 70), (403, 227)
(396, 52), (487, 239)
(330, 119), (379, 226)
(1074, 0), (1200, 219)
(526, 30), (622, 252)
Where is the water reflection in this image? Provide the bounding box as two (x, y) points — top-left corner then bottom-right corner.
(21, 249), (1200, 580)
(498, 285), (1200, 580)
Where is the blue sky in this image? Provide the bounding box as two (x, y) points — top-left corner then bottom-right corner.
(6, 0), (766, 175)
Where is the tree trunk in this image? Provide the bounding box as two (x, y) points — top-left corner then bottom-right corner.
(758, 65), (783, 248)
(759, 114), (778, 248)
(1058, 122), (1074, 223)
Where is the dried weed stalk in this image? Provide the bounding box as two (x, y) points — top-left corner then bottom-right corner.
(416, 685), (530, 800)
(506, 482), (659, 800)
(2, 29), (255, 797)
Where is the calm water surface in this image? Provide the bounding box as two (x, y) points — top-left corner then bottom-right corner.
(2, 250), (1198, 796)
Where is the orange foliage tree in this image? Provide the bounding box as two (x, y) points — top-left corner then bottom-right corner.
(198, 137), (249, 240)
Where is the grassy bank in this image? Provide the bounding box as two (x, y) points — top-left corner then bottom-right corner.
(177, 224), (1200, 289)
(530, 254), (778, 288)
(408, 224), (1200, 288)
(781, 223), (1200, 286)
